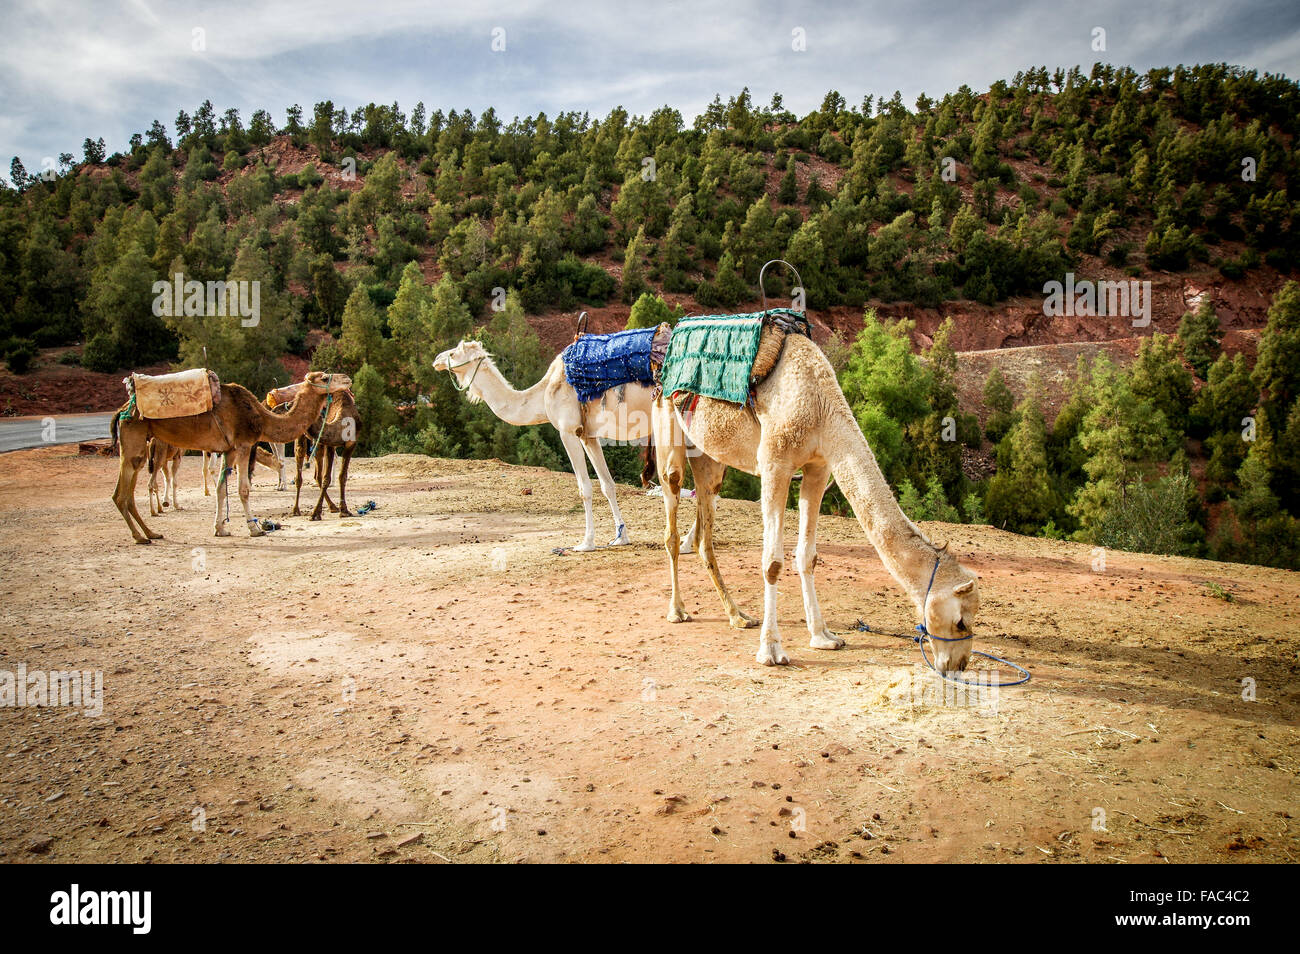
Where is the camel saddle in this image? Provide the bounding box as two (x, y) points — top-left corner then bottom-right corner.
(658, 308), (811, 406)
(124, 368), (221, 419)
(562, 323), (672, 404)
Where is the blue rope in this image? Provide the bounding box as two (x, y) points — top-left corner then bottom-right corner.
(902, 556), (1031, 688)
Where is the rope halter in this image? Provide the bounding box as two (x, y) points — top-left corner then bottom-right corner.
(445, 351), (489, 393)
(912, 554), (1030, 687)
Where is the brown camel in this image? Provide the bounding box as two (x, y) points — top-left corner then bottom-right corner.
(110, 371), (352, 543)
(293, 389), (360, 520)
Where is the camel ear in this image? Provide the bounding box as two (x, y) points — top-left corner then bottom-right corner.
(936, 540), (949, 553)
(953, 578), (975, 595)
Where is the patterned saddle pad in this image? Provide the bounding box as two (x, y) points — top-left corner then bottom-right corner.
(658, 308), (809, 405)
(125, 368), (220, 419)
(561, 325), (670, 404)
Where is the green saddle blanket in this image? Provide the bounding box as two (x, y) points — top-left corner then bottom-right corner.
(659, 308), (806, 405)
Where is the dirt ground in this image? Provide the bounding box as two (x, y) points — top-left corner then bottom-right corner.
(0, 445), (1296, 863)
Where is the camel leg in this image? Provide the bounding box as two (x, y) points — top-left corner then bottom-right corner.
(320, 447), (338, 512)
(311, 446), (334, 521)
(757, 461), (794, 666)
(690, 455), (755, 629)
(148, 464), (162, 516)
(168, 455), (181, 511)
(274, 443), (287, 491)
(653, 403), (689, 622)
(235, 446), (265, 536)
(794, 462), (843, 650)
(214, 454), (232, 536)
(113, 426), (156, 544)
(125, 440), (162, 540)
(581, 437), (630, 546)
(337, 448), (353, 517)
(292, 439), (305, 517)
(680, 494), (710, 555)
(558, 430), (597, 552)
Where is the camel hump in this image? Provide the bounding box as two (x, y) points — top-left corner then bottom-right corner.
(749, 325), (788, 384)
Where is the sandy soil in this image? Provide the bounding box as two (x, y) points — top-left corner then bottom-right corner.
(0, 446), (1296, 863)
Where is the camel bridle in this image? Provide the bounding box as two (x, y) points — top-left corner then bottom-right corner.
(445, 352), (489, 393)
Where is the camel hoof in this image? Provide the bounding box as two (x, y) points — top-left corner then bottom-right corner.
(810, 630), (845, 650)
(134, 538), (152, 546)
(215, 526), (231, 537)
(609, 534), (631, 547)
(310, 513), (322, 522)
(147, 532), (163, 540)
(729, 612), (759, 630)
(667, 607), (690, 623)
(757, 645), (789, 666)
(248, 524), (266, 537)
(339, 509), (353, 517)
(570, 542), (597, 553)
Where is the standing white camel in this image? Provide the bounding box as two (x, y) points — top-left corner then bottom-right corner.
(433, 339), (701, 553)
(652, 323), (981, 671)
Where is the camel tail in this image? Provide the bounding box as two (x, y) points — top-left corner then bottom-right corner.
(640, 433), (657, 488)
(109, 411), (121, 456)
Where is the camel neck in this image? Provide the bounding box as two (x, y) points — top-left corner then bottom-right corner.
(464, 360), (550, 427)
(825, 408), (938, 606)
(262, 392), (327, 442)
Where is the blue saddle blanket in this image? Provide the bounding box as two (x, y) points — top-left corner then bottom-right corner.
(561, 327), (659, 404)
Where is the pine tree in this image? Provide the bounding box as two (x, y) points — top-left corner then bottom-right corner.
(621, 226), (650, 304)
(985, 378), (1062, 535)
(712, 250), (748, 307)
(1253, 281), (1300, 427)
(778, 164), (798, 204)
(626, 292), (684, 329)
(1194, 353), (1257, 493)
(982, 366), (1016, 443)
(350, 362), (398, 455)
(1067, 357), (1178, 540)
(167, 242), (293, 396)
(1177, 298), (1222, 378)
(334, 284), (387, 378)
(569, 193), (606, 254)
(83, 240), (171, 371)
(839, 311), (931, 483)
(1129, 333), (1193, 435)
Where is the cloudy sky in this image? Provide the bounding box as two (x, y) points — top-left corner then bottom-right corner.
(3, 0), (1299, 171)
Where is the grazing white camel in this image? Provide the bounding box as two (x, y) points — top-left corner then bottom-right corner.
(652, 324), (981, 671)
(433, 339), (700, 553)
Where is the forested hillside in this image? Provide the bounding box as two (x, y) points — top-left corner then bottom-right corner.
(2, 62), (1298, 565)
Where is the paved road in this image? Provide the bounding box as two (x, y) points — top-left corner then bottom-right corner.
(0, 413), (113, 453)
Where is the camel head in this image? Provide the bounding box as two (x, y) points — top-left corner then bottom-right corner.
(433, 340), (493, 402)
(433, 339), (491, 374)
(921, 545), (981, 673)
(301, 371), (353, 394)
(292, 372), (353, 425)
(266, 382), (304, 408)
